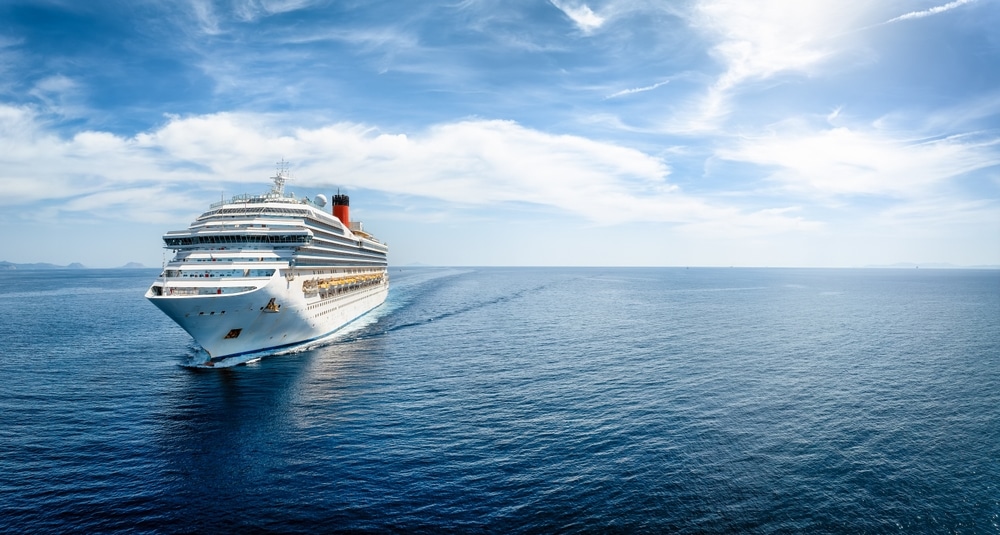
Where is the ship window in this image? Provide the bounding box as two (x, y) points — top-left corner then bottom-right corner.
(224, 328), (242, 339)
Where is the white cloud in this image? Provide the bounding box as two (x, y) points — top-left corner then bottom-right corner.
(680, 205), (821, 237)
(877, 196), (998, 227)
(187, 0), (319, 31)
(885, 0), (976, 23)
(826, 106), (843, 124)
(27, 75), (82, 115)
(605, 80), (670, 100)
(550, 0), (606, 34)
(679, 0), (872, 131)
(692, 0), (862, 88)
(234, 0), (318, 21)
(717, 124), (1000, 198)
(187, 0), (222, 35)
(0, 106), (814, 235)
(60, 186), (207, 225)
(306, 27), (416, 51)
(681, 0), (986, 134)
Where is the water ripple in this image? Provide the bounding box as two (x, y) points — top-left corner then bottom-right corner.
(0, 267), (997, 533)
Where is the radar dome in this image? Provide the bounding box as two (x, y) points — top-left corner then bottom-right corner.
(314, 194), (327, 207)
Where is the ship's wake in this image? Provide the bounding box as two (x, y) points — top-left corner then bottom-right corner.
(177, 268), (558, 368)
(339, 277), (565, 343)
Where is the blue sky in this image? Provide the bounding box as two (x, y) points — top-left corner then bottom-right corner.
(1, 0), (998, 267)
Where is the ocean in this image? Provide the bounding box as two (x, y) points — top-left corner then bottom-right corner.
(0, 267), (997, 534)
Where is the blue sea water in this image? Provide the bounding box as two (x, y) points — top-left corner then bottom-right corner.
(0, 267), (998, 534)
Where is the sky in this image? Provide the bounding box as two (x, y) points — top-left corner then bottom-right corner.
(0, 0), (998, 268)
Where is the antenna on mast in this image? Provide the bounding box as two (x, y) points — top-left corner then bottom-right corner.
(271, 158), (291, 196)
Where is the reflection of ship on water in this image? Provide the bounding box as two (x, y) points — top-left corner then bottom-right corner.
(145, 161), (389, 362)
(152, 336), (384, 518)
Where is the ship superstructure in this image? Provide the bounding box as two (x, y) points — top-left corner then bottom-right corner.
(145, 162), (388, 362)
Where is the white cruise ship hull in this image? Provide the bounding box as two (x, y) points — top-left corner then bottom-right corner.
(147, 270), (388, 360)
(146, 164), (389, 362)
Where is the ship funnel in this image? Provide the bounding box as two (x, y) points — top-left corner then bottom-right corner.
(333, 193), (350, 227)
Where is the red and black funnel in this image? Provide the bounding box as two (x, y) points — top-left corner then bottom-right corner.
(333, 193), (350, 227)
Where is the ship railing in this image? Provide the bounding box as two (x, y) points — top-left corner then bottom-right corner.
(162, 286), (258, 296)
(209, 192), (300, 209)
(161, 269), (276, 279)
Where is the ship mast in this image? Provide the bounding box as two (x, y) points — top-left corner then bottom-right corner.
(271, 159), (291, 196)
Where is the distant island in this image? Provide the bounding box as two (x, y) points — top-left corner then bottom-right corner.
(0, 261), (86, 270)
(0, 261), (148, 270)
(863, 262), (1000, 269)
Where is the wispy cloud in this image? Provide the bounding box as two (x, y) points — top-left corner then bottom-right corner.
(692, 0), (859, 89)
(885, 0), (976, 24)
(1, 0), (995, 266)
(282, 26), (419, 50)
(717, 124), (1000, 198)
(27, 75), (82, 116)
(234, 0), (319, 21)
(0, 105), (817, 235)
(678, 0), (871, 132)
(605, 80), (670, 100)
(184, 0), (323, 35)
(187, 0), (222, 35)
(550, 0), (605, 34)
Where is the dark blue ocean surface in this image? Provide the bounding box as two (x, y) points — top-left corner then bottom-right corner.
(1, 267), (997, 534)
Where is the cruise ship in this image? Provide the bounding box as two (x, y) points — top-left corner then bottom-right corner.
(145, 163), (388, 363)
